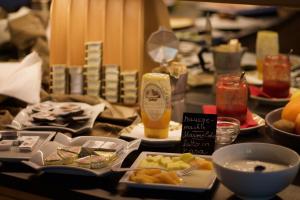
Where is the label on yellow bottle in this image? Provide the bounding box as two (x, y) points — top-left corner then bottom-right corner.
(142, 83), (166, 121)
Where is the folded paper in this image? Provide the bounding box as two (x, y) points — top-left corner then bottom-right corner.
(0, 51), (42, 104)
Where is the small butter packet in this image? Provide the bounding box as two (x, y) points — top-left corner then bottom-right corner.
(85, 41), (103, 48)
(102, 90), (118, 96)
(86, 61), (102, 66)
(103, 81), (119, 88)
(105, 95), (119, 103)
(123, 98), (137, 105)
(52, 65), (66, 74)
(85, 49), (103, 55)
(85, 56), (102, 63)
(100, 141), (122, 152)
(104, 64), (119, 73)
(0, 140), (13, 151)
(105, 74), (119, 81)
(86, 80), (101, 88)
(85, 75), (100, 82)
(0, 131), (18, 140)
(121, 71), (138, 82)
(82, 140), (122, 152)
(86, 86), (100, 92)
(51, 87), (66, 94)
(19, 136), (40, 152)
(84, 65), (100, 73)
(121, 95), (137, 105)
(82, 140), (105, 151)
(94, 151), (117, 161)
(121, 87), (138, 93)
(85, 52), (102, 60)
(121, 81), (137, 89)
(52, 79), (66, 85)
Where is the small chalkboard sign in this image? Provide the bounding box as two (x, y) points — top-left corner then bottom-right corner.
(181, 113), (217, 155)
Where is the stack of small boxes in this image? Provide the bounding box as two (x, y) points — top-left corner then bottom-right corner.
(84, 41), (103, 97)
(120, 71), (138, 105)
(102, 64), (120, 103)
(50, 65), (67, 94)
(50, 41), (139, 105)
(69, 67), (83, 95)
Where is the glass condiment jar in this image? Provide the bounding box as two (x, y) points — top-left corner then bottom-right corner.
(216, 74), (248, 124)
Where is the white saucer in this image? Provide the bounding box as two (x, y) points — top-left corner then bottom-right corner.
(120, 121), (182, 146)
(240, 113), (265, 134)
(250, 88), (299, 106)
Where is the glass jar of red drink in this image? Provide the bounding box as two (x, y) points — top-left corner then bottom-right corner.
(263, 55), (291, 98)
(216, 74), (248, 124)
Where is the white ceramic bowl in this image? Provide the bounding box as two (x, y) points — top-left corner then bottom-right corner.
(212, 143), (300, 199)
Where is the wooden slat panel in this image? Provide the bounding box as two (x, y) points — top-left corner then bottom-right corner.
(49, 0), (69, 65)
(105, 0), (124, 65)
(122, 0), (143, 71)
(85, 0), (106, 42)
(67, 0), (87, 66)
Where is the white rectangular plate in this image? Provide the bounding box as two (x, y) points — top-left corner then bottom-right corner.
(119, 152), (216, 192)
(120, 121), (182, 146)
(0, 131), (56, 161)
(23, 133), (141, 176)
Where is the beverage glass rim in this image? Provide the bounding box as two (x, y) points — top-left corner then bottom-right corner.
(217, 117), (241, 126)
(257, 30), (278, 37)
(264, 54), (290, 62)
(217, 73), (243, 78)
(216, 73), (247, 85)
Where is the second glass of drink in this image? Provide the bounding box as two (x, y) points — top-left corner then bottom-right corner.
(256, 31), (279, 80)
(263, 55), (291, 98)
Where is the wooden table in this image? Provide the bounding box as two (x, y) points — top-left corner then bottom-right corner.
(0, 86), (299, 200)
